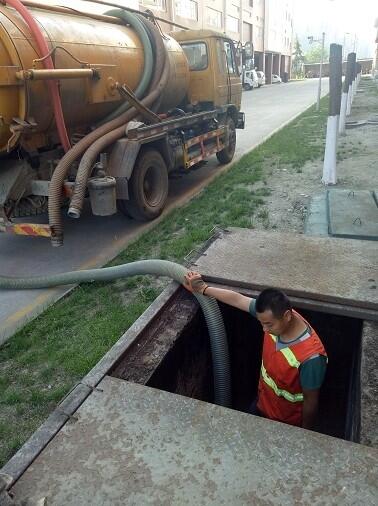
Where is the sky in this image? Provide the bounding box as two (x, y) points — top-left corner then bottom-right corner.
(293, 0), (378, 58)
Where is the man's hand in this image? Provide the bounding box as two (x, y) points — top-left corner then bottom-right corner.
(184, 272), (253, 312)
(184, 271), (208, 294)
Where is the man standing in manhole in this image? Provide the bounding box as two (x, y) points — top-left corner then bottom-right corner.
(184, 272), (327, 430)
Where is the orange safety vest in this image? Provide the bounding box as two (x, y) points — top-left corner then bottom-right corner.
(257, 311), (327, 427)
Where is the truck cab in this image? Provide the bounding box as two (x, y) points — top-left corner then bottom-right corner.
(171, 29), (242, 116)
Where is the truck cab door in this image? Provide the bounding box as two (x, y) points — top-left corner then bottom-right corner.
(214, 38), (242, 109)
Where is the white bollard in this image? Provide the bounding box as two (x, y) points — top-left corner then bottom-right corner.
(352, 77), (357, 97)
(323, 43), (342, 186)
(346, 83), (352, 115)
(322, 115), (339, 185)
(339, 92), (348, 135)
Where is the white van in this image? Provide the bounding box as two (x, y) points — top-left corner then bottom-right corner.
(256, 71), (266, 87)
(243, 69), (259, 90)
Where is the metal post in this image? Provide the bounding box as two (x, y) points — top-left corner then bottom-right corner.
(316, 32), (325, 112)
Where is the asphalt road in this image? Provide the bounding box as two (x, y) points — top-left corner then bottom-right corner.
(0, 78), (329, 344)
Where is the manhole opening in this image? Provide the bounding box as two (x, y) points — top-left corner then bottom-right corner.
(111, 290), (362, 442)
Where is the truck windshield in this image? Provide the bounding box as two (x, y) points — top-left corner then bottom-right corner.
(181, 42), (208, 71)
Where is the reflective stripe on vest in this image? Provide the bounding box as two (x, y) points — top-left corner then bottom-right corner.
(269, 334), (302, 369)
(280, 347), (301, 368)
(261, 362), (304, 403)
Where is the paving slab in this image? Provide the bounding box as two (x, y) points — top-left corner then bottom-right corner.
(304, 192), (329, 236)
(10, 376), (378, 506)
(328, 189), (378, 240)
(195, 228), (378, 311)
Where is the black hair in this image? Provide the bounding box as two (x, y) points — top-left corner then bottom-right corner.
(255, 288), (292, 319)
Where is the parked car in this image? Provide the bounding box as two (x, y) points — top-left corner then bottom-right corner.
(272, 74), (282, 83)
(256, 70), (265, 87)
(243, 69), (259, 90)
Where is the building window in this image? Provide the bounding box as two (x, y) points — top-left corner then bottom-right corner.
(226, 15), (239, 33)
(181, 42), (208, 71)
(175, 0), (198, 20)
(141, 0), (167, 10)
(249, 0), (253, 7)
(206, 7), (222, 29)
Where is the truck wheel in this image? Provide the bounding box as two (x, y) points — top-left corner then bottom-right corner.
(244, 83), (251, 91)
(216, 117), (236, 164)
(126, 148), (168, 221)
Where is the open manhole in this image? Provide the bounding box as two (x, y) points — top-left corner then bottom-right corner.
(3, 231), (376, 505)
(111, 288), (362, 442)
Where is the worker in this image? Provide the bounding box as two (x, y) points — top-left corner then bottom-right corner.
(184, 271), (327, 430)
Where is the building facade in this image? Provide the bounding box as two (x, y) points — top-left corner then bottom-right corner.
(139, 0), (293, 83)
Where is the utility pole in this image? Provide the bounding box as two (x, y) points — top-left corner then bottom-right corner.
(353, 33), (357, 52)
(342, 32), (350, 62)
(316, 32), (325, 112)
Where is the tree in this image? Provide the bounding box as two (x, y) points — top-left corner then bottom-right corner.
(292, 38), (305, 78)
(304, 45), (329, 64)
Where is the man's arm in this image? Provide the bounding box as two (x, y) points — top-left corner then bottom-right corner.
(300, 355), (327, 430)
(184, 271), (253, 312)
(302, 388), (320, 430)
(201, 286), (252, 312)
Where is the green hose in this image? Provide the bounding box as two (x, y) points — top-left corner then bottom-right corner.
(98, 8), (154, 125)
(0, 260), (231, 407)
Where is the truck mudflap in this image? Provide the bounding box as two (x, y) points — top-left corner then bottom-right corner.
(0, 216), (52, 237)
(0, 182), (74, 239)
(236, 111), (245, 129)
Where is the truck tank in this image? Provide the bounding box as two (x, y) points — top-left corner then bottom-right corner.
(0, 3), (190, 154)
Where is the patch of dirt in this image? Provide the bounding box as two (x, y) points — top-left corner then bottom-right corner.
(252, 78), (378, 234)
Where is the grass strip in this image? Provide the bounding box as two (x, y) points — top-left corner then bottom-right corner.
(0, 97), (328, 466)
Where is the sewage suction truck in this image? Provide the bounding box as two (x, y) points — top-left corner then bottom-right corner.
(0, 0), (244, 246)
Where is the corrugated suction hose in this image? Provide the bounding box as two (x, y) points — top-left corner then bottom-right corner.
(0, 260), (231, 407)
(97, 9), (154, 125)
(48, 12), (164, 246)
(6, 0), (71, 152)
(67, 15), (167, 220)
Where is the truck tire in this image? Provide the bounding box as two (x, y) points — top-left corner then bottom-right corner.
(216, 117), (236, 164)
(121, 148), (168, 221)
(243, 83), (251, 91)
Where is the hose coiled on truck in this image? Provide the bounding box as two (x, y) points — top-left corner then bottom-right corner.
(0, 260), (232, 407)
(67, 14), (167, 220)
(97, 9), (154, 125)
(48, 10), (160, 246)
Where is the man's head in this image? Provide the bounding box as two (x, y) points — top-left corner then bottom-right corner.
(255, 288), (293, 335)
